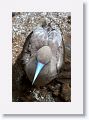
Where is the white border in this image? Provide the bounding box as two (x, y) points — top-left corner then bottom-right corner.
(0, 0), (83, 114)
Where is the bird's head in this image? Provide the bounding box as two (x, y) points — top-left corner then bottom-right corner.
(32, 46), (52, 85)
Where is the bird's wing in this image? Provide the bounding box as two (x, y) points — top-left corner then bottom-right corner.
(30, 27), (48, 54)
(48, 28), (64, 72)
(21, 27), (48, 65)
(57, 39), (64, 71)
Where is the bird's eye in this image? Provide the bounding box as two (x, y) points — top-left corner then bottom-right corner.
(35, 58), (38, 65)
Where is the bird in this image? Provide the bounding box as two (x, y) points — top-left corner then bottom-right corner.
(21, 22), (64, 87)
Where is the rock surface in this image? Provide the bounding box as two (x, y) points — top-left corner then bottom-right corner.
(12, 12), (71, 102)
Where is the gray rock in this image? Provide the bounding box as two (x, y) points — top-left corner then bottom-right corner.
(60, 83), (71, 101)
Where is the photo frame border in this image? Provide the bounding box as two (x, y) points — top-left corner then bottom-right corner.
(0, 0), (83, 114)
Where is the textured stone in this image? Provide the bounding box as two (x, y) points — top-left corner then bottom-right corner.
(60, 83), (71, 101)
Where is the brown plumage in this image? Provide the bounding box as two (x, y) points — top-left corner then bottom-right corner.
(22, 23), (64, 87)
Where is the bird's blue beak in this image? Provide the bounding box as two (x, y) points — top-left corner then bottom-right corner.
(32, 61), (44, 85)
